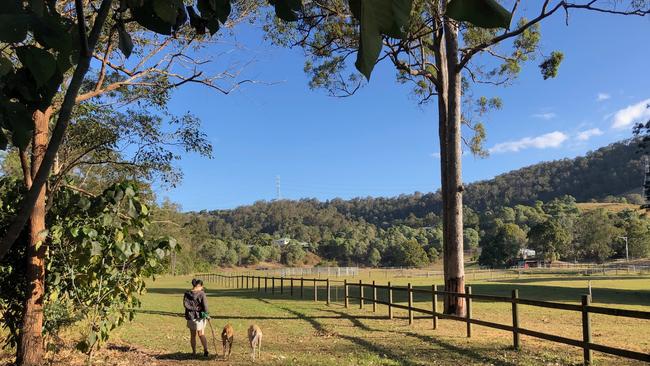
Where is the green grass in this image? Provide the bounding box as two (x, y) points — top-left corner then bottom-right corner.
(101, 274), (650, 365)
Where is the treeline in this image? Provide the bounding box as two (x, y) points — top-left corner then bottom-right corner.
(170, 194), (650, 272)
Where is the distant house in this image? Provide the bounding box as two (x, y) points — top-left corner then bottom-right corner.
(519, 248), (536, 259)
(273, 238), (291, 246)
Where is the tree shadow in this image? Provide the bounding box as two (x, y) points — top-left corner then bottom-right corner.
(154, 352), (216, 361)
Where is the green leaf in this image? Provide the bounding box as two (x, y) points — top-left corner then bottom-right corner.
(33, 13), (74, 52)
(269, 0), (302, 22)
(0, 14), (31, 43)
(197, 0), (231, 35)
(153, 0), (179, 24)
(117, 23), (134, 58)
(16, 46), (57, 87)
(131, 0), (173, 35)
(353, 0), (412, 80)
(2, 102), (34, 149)
(446, 0), (512, 29)
(539, 51), (564, 80)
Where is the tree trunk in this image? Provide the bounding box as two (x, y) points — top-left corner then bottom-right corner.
(442, 18), (465, 316)
(17, 108), (51, 366)
(432, 15), (450, 299)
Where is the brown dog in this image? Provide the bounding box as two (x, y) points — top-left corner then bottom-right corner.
(221, 324), (234, 359)
(247, 324), (262, 360)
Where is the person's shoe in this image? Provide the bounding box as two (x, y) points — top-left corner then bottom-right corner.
(203, 350), (209, 357)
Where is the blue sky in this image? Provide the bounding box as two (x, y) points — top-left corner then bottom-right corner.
(160, 5), (650, 212)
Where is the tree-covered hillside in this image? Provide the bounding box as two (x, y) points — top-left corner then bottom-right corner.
(163, 139), (649, 272)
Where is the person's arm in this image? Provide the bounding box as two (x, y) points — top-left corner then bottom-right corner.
(202, 291), (209, 314)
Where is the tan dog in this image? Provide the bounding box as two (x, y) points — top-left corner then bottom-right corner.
(247, 324), (262, 360)
(221, 324), (234, 359)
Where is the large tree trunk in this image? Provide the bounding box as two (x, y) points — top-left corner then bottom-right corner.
(431, 13), (450, 302)
(442, 18), (465, 316)
(17, 108), (51, 366)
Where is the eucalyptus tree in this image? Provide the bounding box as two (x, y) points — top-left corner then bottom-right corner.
(264, 0), (650, 315)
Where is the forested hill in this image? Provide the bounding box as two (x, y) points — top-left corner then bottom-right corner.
(463, 138), (644, 210)
(204, 139), (644, 229)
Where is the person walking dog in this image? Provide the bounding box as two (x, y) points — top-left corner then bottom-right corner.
(184, 278), (210, 357)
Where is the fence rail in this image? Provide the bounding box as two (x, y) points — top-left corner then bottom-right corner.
(196, 273), (650, 365)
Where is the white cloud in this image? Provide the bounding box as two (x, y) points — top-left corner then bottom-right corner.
(576, 128), (604, 141)
(489, 131), (568, 154)
(430, 152), (440, 159)
(611, 98), (650, 129)
(596, 93), (611, 102)
(532, 112), (557, 120)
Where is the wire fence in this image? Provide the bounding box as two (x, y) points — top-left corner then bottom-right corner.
(196, 273), (650, 366)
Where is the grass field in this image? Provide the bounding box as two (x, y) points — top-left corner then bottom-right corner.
(81, 273), (650, 365)
(3, 273), (649, 365)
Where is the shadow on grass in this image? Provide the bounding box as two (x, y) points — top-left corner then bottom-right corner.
(267, 299), (520, 366)
(154, 352), (216, 361)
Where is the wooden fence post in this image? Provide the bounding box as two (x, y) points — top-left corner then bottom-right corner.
(372, 281), (377, 313)
(281, 277), (284, 295)
(388, 281), (393, 320)
(301, 277), (304, 299)
(236, 276), (239, 288)
(258, 276), (261, 292)
(466, 285), (472, 338)
(314, 279), (318, 302)
(326, 279), (331, 305)
(359, 280), (364, 310)
(582, 294), (592, 365)
(432, 284), (438, 330)
(264, 277), (268, 293)
(512, 289), (520, 350)
(408, 283), (413, 325)
(291, 278), (294, 296)
(272, 277), (276, 294)
(344, 280), (349, 308)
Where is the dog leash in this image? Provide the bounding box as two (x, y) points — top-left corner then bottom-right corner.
(206, 318), (219, 358)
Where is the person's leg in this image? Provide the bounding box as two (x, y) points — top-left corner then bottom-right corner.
(190, 330), (197, 354)
(198, 329), (208, 354)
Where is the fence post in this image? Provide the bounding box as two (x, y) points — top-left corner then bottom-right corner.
(281, 277), (284, 295)
(582, 294), (592, 365)
(272, 277), (276, 294)
(512, 289), (520, 350)
(301, 277), (304, 299)
(291, 278), (294, 296)
(264, 277), (268, 293)
(408, 283), (413, 325)
(314, 279), (318, 302)
(257, 276), (261, 292)
(344, 279), (349, 308)
(388, 281), (393, 320)
(432, 284), (438, 330)
(359, 280), (364, 310)
(466, 285), (472, 338)
(236, 275), (239, 288)
(327, 279), (331, 305)
(372, 281), (377, 313)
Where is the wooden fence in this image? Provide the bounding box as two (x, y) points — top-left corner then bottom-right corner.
(196, 273), (650, 365)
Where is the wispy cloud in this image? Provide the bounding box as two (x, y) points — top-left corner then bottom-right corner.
(532, 112), (557, 120)
(611, 98), (650, 129)
(489, 131), (568, 154)
(576, 128), (603, 141)
(430, 152), (440, 159)
(596, 93), (611, 102)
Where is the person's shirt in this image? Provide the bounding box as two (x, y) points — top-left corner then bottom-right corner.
(183, 289), (209, 320)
